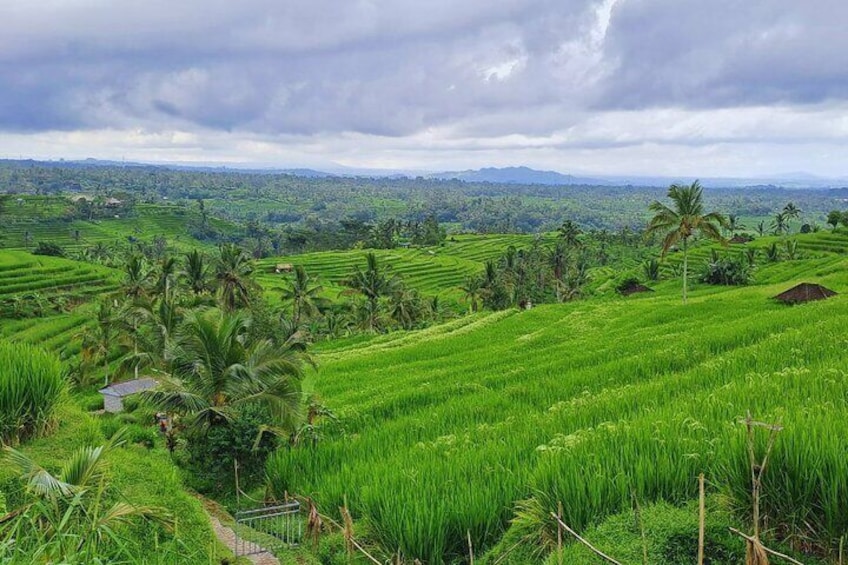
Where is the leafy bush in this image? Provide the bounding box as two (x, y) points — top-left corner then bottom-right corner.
(121, 394), (142, 413)
(184, 403), (278, 492)
(32, 241), (66, 257)
(643, 258), (661, 281)
(700, 254), (752, 286)
(615, 276), (643, 294)
(125, 423), (158, 449)
(0, 341), (66, 445)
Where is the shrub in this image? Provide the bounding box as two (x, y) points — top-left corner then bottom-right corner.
(32, 241), (66, 257)
(0, 341), (66, 445)
(184, 403), (278, 492)
(125, 423), (158, 449)
(643, 258), (661, 281)
(700, 254), (752, 286)
(122, 394), (142, 413)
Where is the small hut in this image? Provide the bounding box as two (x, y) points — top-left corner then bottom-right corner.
(773, 283), (837, 305)
(99, 378), (157, 413)
(729, 234), (752, 244)
(274, 263), (294, 274)
(617, 281), (654, 296)
(105, 197), (124, 207)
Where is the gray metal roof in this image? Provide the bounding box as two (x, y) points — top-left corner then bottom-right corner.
(99, 377), (157, 397)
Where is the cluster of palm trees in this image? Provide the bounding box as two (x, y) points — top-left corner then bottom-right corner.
(283, 252), (445, 334)
(461, 229), (591, 312)
(646, 182), (810, 302)
(77, 243), (309, 479)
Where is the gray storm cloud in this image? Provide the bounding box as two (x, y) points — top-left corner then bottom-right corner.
(1, 0), (848, 176)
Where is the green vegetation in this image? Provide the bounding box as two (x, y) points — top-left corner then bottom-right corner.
(266, 230), (848, 563)
(1, 402), (223, 563)
(647, 180), (726, 302)
(0, 341), (66, 445)
(5, 162), (848, 563)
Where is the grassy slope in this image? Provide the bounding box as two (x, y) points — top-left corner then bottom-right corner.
(2, 196), (231, 252)
(269, 230), (848, 563)
(0, 251), (122, 362)
(0, 403), (226, 563)
(256, 233), (559, 306)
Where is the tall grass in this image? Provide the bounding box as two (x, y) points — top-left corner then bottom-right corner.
(0, 340), (66, 445)
(266, 263), (848, 563)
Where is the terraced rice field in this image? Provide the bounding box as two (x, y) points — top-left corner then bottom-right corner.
(257, 248), (484, 304)
(0, 251), (118, 357)
(1, 197), (222, 252)
(267, 231), (848, 563)
(257, 234), (563, 306)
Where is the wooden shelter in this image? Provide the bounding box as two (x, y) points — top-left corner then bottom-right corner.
(274, 263), (294, 274)
(773, 283), (837, 304)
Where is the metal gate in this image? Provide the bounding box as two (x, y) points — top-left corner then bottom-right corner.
(234, 500), (302, 557)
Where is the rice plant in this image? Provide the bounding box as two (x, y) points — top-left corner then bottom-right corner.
(0, 340), (66, 445)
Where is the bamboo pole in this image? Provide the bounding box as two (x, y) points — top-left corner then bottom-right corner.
(550, 512), (623, 565)
(729, 528), (804, 565)
(557, 501), (563, 565)
(698, 473), (706, 565)
(631, 488), (648, 565)
(467, 530), (474, 565)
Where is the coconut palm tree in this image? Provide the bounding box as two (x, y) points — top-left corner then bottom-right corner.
(142, 309), (304, 431)
(388, 283), (424, 329)
(79, 301), (120, 386)
(647, 180), (726, 303)
(153, 256), (178, 298)
(121, 253), (151, 301)
(341, 253), (397, 331)
(459, 276), (483, 313)
(215, 243), (256, 311)
(182, 249), (210, 295)
(558, 219), (582, 247)
(727, 214), (746, 236)
(281, 265), (324, 325)
(771, 212), (789, 236)
(120, 293), (183, 377)
(782, 202), (801, 222)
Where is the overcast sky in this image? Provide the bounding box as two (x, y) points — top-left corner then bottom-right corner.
(2, 0), (848, 177)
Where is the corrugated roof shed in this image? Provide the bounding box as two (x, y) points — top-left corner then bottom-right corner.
(99, 378), (157, 397)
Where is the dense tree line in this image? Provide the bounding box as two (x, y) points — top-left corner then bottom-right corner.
(2, 160), (846, 252)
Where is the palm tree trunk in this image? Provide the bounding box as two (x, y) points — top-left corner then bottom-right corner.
(682, 237), (688, 304)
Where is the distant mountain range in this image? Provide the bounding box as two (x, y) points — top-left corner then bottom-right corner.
(4, 159), (848, 189)
(427, 166), (604, 185)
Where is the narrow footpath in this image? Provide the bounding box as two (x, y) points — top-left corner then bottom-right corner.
(209, 514), (280, 565)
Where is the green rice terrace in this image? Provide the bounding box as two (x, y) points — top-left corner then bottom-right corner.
(0, 195), (234, 253)
(3, 185), (848, 564)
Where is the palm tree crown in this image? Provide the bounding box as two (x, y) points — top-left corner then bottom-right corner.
(215, 243), (256, 311)
(142, 310), (304, 431)
(647, 180), (726, 302)
(281, 265), (324, 325)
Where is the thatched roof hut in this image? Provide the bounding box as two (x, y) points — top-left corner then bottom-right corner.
(773, 283), (837, 304)
(618, 281), (654, 296)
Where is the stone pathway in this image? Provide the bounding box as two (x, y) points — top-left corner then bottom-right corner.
(209, 515), (280, 565)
